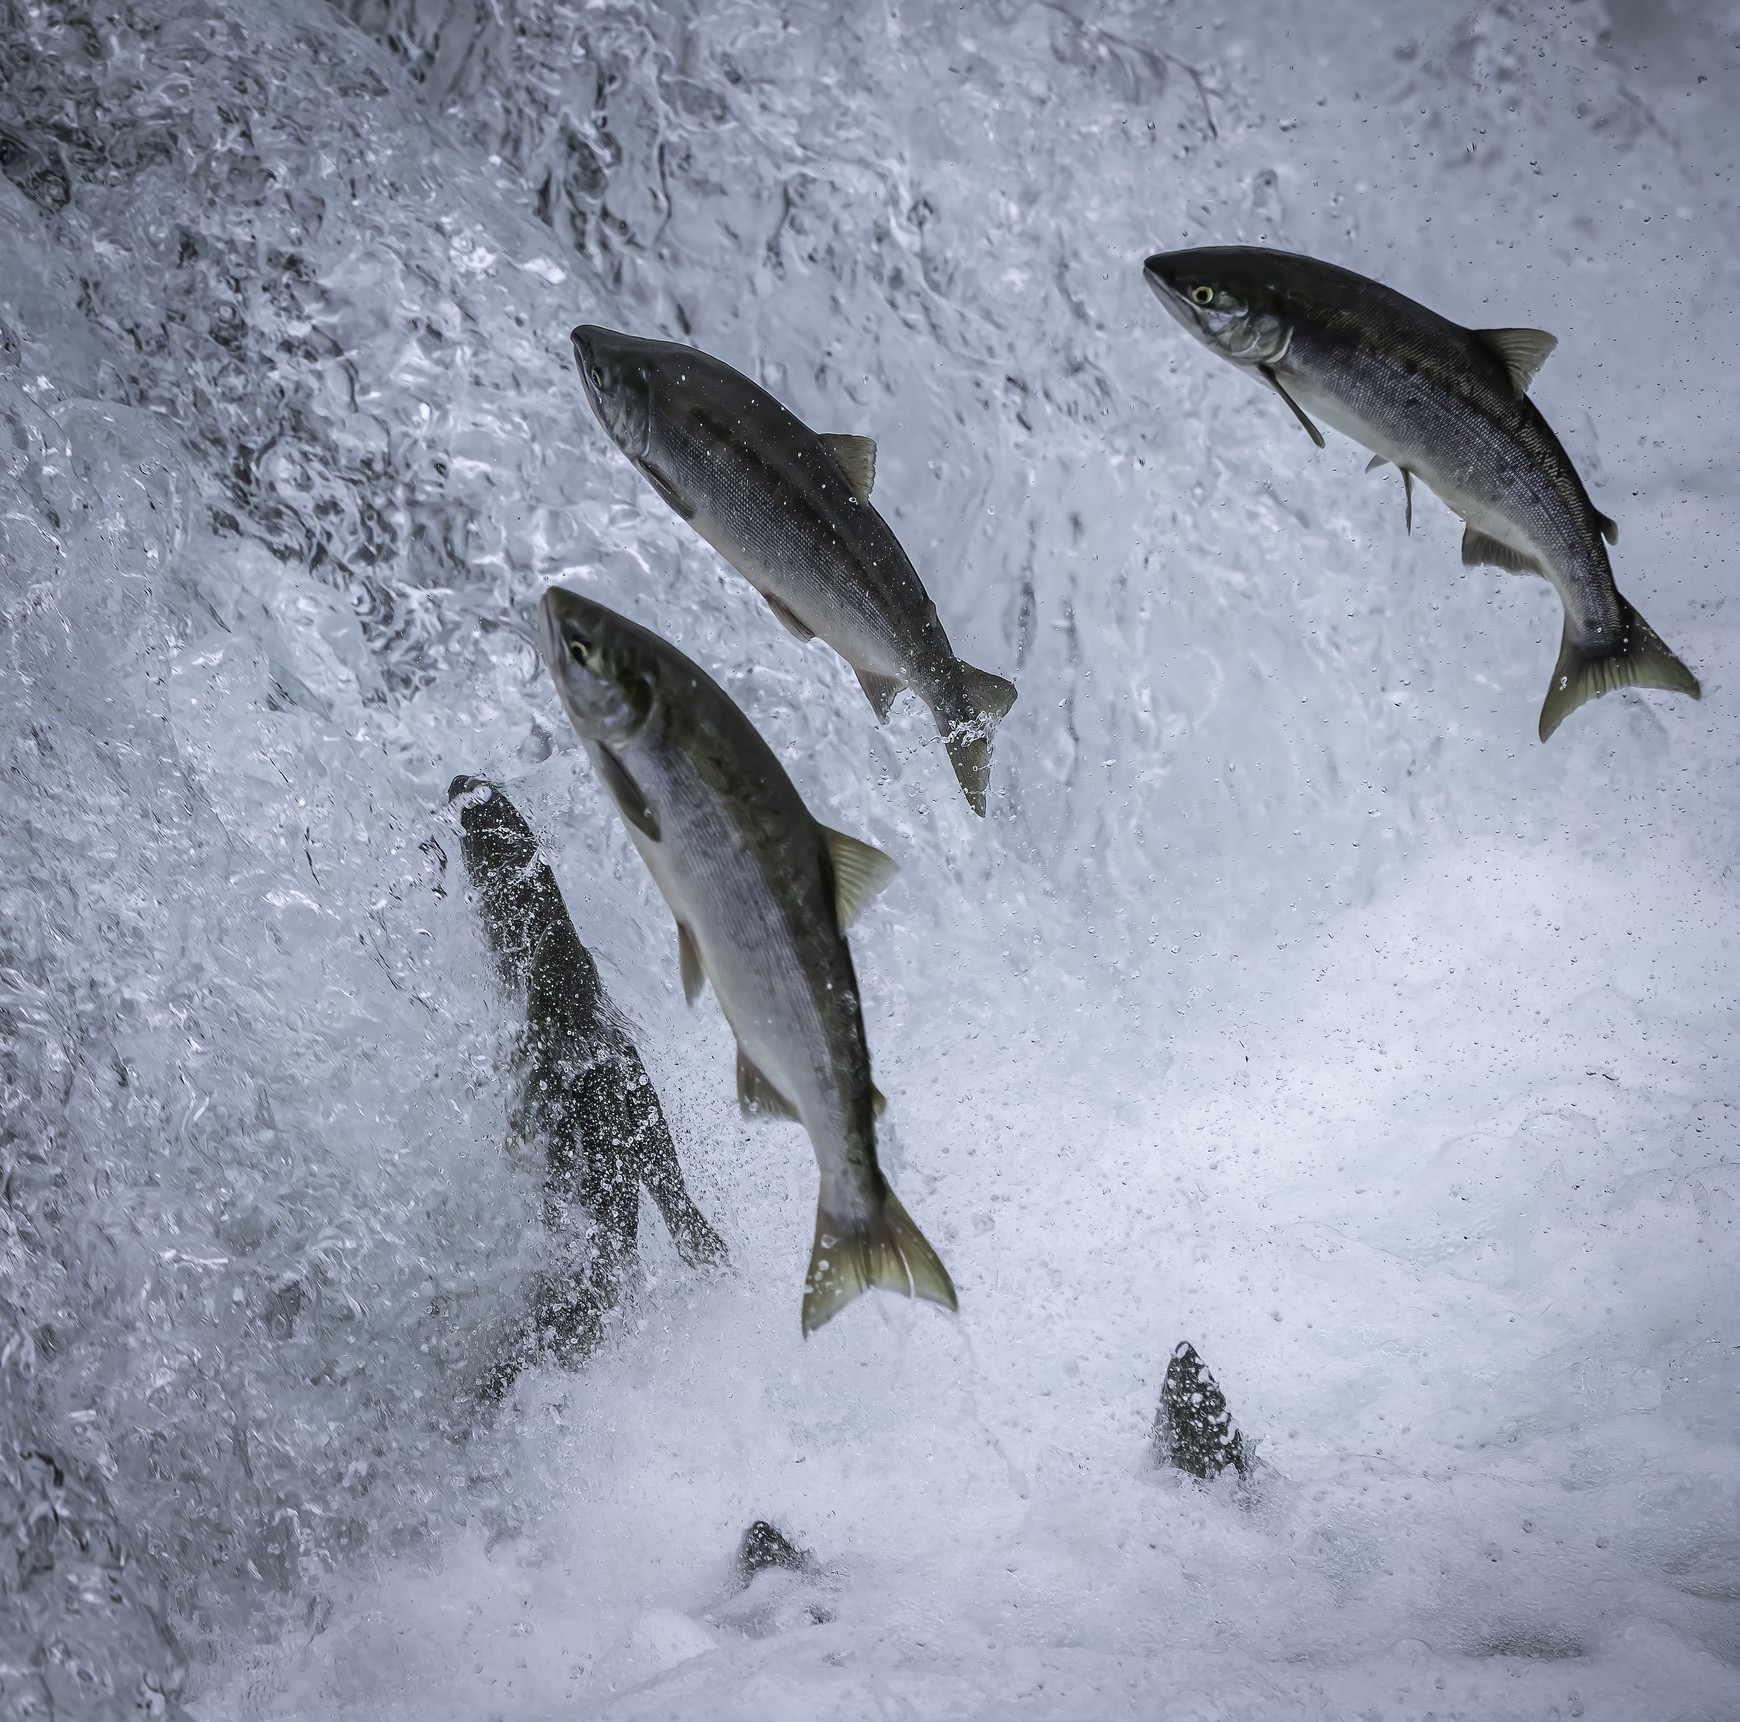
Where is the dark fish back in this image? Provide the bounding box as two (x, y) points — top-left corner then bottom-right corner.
(451, 776), (726, 1392)
(648, 351), (953, 668)
(1280, 257), (1608, 561)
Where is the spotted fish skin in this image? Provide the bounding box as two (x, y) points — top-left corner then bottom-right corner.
(570, 324), (1016, 810)
(1144, 246), (1700, 740)
(538, 586), (956, 1334)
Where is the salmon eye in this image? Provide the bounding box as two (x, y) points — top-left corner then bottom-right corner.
(568, 632), (593, 664)
(1190, 285), (1215, 307)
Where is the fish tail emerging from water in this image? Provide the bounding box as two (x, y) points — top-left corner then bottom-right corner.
(1540, 596), (1702, 742)
(801, 1184), (957, 1336)
(940, 664), (1019, 816)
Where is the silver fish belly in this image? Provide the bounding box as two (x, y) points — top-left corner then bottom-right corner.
(538, 585), (956, 1333)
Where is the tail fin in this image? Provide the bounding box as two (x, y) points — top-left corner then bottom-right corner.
(940, 663), (1018, 817)
(801, 1185), (957, 1336)
(1539, 597), (1701, 741)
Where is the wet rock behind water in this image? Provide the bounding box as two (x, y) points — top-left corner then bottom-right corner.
(0, 1436), (189, 1720)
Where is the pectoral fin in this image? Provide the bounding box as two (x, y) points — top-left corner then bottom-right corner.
(1472, 327), (1557, 396)
(855, 667), (904, 722)
(596, 744), (660, 840)
(765, 593), (816, 641)
(820, 827), (899, 931)
(677, 922), (705, 1004)
(638, 458), (695, 521)
(1596, 510), (1619, 546)
(737, 1045), (801, 1121)
(819, 434), (877, 500)
(1258, 364), (1325, 449)
(1461, 526), (1542, 576)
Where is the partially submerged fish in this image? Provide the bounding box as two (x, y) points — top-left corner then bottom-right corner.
(538, 584), (956, 1334)
(1143, 246), (1700, 740)
(1152, 1341), (1248, 1481)
(570, 324), (1017, 812)
(450, 774), (726, 1269)
(450, 775), (725, 1387)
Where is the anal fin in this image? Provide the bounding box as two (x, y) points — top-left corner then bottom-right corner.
(737, 1045), (801, 1121)
(1462, 525), (1541, 576)
(855, 667), (904, 723)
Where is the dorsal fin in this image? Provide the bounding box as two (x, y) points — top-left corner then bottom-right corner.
(819, 434), (877, 501)
(1472, 327), (1557, 396)
(819, 826), (898, 931)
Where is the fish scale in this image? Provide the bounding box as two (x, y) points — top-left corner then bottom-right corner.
(540, 587), (957, 1333)
(1145, 246), (1700, 741)
(673, 402), (924, 661)
(634, 730), (850, 1156)
(571, 325), (1018, 811)
(1293, 326), (1622, 642)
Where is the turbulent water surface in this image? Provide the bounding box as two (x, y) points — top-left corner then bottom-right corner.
(2, 0), (1737, 1716)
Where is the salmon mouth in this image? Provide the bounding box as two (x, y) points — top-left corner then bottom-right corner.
(571, 325), (604, 418)
(537, 587), (570, 682)
(1142, 256), (1201, 334)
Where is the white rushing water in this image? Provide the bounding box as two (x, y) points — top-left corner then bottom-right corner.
(2, 0), (1737, 1716)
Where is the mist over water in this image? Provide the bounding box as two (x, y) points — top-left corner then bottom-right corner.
(1, 0), (1736, 1715)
